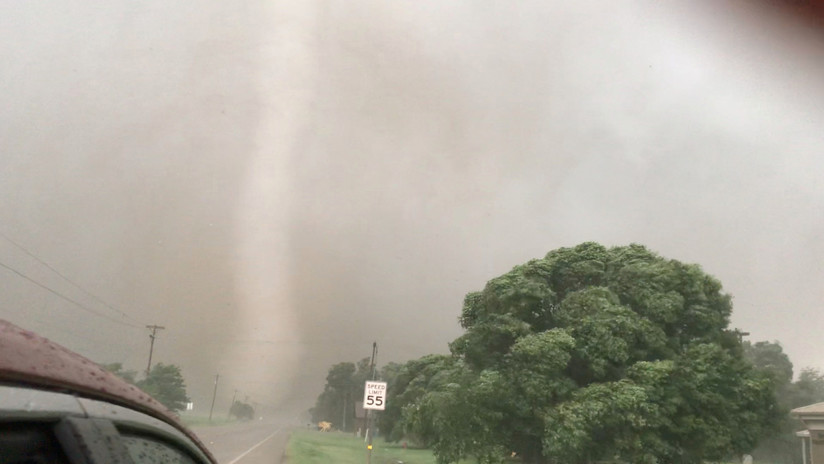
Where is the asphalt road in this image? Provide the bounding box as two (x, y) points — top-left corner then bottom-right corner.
(192, 421), (290, 464)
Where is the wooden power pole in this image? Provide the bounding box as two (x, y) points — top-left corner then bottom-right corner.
(366, 341), (377, 464)
(209, 374), (220, 422)
(145, 324), (165, 376)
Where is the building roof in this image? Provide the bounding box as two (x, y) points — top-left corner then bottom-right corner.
(792, 402), (824, 416)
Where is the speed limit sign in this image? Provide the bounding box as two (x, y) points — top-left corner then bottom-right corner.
(363, 381), (387, 410)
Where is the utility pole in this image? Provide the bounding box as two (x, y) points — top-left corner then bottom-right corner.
(370, 342), (377, 379)
(145, 325), (165, 376)
(209, 374), (220, 422)
(342, 391), (348, 432)
(366, 341), (377, 464)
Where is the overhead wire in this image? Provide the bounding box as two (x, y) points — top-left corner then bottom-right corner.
(6, 311), (102, 345)
(0, 259), (143, 329)
(0, 230), (138, 322)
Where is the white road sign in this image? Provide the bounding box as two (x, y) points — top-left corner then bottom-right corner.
(363, 380), (387, 410)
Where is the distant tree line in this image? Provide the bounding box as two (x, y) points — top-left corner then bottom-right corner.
(744, 341), (824, 464)
(102, 362), (262, 421)
(313, 243), (812, 464)
(310, 356), (400, 432)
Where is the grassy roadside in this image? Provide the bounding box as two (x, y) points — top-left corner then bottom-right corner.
(285, 432), (758, 464)
(286, 429), (450, 464)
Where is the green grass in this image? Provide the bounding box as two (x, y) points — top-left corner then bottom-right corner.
(286, 432), (757, 464)
(287, 429), (449, 464)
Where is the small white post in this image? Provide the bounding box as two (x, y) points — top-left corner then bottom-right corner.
(803, 436), (808, 464)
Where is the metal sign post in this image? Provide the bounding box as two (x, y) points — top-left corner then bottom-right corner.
(364, 380), (388, 464)
(365, 342), (382, 464)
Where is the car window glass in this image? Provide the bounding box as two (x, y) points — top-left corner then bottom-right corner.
(121, 434), (199, 464)
(0, 422), (70, 464)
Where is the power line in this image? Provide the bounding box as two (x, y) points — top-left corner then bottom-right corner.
(0, 259), (142, 329)
(8, 312), (103, 345)
(0, 230), (136, 322)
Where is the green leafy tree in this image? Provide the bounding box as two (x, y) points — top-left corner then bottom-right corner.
(744, 341), (824, 464)
(311, 361), (360, 430)
(379, 361), (404, 390)
(352, 357), (375, 399)
(788, 368), (824, 409)
(136, 363), (190, 412)
(311, 356), (389, 432)
(379, 354), (459, 443)
(411, 243), (778, 464)
(744, 341), (801, 464)
(744, 341), (794, 389)
(406, 365), (505, 463)
(327, 362), (357, 393)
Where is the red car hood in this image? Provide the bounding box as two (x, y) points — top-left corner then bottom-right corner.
(0, 319), (214, 462)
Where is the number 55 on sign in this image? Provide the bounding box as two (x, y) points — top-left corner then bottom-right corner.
(363, 381), (387, 410)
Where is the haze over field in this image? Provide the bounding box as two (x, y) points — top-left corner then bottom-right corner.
(1, 1), (823, 411)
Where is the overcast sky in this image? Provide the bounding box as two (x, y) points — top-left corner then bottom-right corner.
(1, 0), (823, 414)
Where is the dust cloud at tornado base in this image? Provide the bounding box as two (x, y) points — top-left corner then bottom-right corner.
(1, 1), (823, 411)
